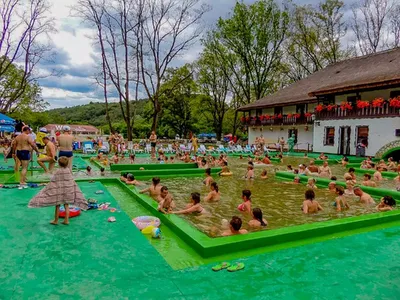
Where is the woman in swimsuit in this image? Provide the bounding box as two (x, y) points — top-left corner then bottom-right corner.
(245, 165), (255, 179)
(172, 192), (205, 214)
(56, 126), (74, 170)
(248, 208), (268, 228)
(237, 189), (252, 214)
(203, 168), (214, 186)
(204, 182), (220, 202)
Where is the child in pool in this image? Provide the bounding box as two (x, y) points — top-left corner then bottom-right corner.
(172, 192), (205, 215)
(248, 208), (268, 228)
(260, 169), (268, 179)
(100, 167), (105, 176)
(302, 189), (323, 214)
(362, 173), (377, 187)
(245, 165), (254, 179)
(238, 189), (252, 214)
(129, 154), (135, 164)
(345, 175), (356, 195)
(335, 186), (350, 211)
(376, 196), (396, 212)
(218, 161), (230, 175)
(86, 166), (92, 176)
(203, 168), (214, 186)
(222, 216), (248, 236)
(204, 182), (220, 202)
(125, 174), (142, 186)
(157, 186), (175, 213)
(306, 178), (318, 189)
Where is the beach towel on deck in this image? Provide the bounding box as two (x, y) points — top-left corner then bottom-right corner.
(28, 168), (88, 210)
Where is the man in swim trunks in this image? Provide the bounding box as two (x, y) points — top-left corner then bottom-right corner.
(149, 131), (157, 159)
(37, 136), (56, 173)
(56, 126), (74, 170)
(12, 126), (40, 188)
(353, 187), (375, 205)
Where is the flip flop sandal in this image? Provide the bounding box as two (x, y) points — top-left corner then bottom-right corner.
(95, 190), (104, 194)
(227, 262), (245, 272)
(212, 262), (231, 272)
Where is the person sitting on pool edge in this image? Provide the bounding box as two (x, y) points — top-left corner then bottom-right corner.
(353, 187), (375, 205)
(157, 186), (175, 213)
(362, 173), (377, 187)
(302, 189), (323, 214)
(125, 174), (142, 186)
(222, 216), (248, 236)
(238, 189), (252, 214)
(376, 196), (396, 212)
(335, 186), (350, 212)
(204, 182), (220, 202)
(172, 192), (205, 215)
(140, 177), (162, 200)
(248, 208), (268, 228)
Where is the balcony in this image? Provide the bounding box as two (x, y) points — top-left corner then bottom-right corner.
(315, 102), (400, 120)
(242, 114), (314, 126)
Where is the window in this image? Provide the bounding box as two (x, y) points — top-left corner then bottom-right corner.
(356, 126), (369, 147)
(347, 96), (358, 106)
(274, 106), (283, 115)
(390, 90), (400, 98)
(296, 104), (306, 114)
(321, 95), (334, 106)
(256, 109), (262, 116)
(324, 127), (335, 146)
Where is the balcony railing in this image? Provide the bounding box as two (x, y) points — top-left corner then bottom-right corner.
(315, 102), (400, 120)
(242, 115), (314, 126)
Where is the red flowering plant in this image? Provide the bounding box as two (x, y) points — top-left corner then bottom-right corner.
(340, 101), (352, 111)
(327, 104), (337, 111)
(264, 115), (271, 120)
(245, 116), (251, 123)
(240, 116), (246, 123)
(389, 97), (400, 108)
(293, 113), (301, 118)
(372, 98), (384, 107)
(356, 100), (370, 109)
(287, 113), (293, 118)
(315, 104), (325, 112)
(258, 115), (264, 121)
(276, 113), (283, 119)
(304, 112), (313, 118)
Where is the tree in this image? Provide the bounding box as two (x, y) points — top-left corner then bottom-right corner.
(158, 65), (197, 138)
(388, 5), (400, 48)
(208, 0), (290, 106)
(137, 0), (210, 131)
(196, 46), (230, 140)
(284, 0), (350, 82)
(0, 0), (55, 112)
(351, 0), (394, 55)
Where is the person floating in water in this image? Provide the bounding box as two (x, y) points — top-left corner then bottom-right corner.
(204, 182), (220, 202)
(172, 192), (205, 215)
(376, 196), (396, 212)
(140, 177), (162, 200)
(302, 189), (323, 214)
(335, 186), (350, 211)
(157, 186), (175, 213)
(28, 156), (88, 225)
(238, 189), (252, 214)
(248, 208), (268, 228)
(222, 216), (248, 236)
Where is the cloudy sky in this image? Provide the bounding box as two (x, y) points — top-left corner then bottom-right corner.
(40, 0), (354, 109)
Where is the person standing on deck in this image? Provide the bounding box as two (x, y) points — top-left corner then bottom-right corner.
(279, 137), (285, 154)
(149, 131), (157, 159)
(56, 126), (74, 171)
(191, 134), (198, 155)
(12, 126), (40, 188)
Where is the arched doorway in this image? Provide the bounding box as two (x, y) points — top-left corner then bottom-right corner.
(375, 140), (400, 160)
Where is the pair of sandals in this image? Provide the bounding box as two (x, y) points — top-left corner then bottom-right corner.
(212, 262), (245, 272)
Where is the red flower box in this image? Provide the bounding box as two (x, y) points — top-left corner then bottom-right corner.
(293, 113), (301, 118)
(315, 104), (325, 112)
(287, 113), (293, 118)
(327, 104), (337, 111)
(389, 97), (400, 108)
(340, 101), (352, 111)
(372, 98), (384, 107)
(276, 113), (283, 119)
(304, 112), (312, 118)
(356, 100), (370, 109)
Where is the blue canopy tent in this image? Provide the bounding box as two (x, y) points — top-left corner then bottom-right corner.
(0, 113), (15, 132)
(198, 133), (216, 139)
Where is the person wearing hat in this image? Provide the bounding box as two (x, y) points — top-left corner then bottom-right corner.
(56, 126), (74, 170)
(36, 127), (48, 149)
(37, 136), (56, 173)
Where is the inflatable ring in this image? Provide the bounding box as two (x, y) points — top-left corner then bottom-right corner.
(220, 172), (233, 176)
(59, 206), (81, 218)
(132, 216), (161, 230)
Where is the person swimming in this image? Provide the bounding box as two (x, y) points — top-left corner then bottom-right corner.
(302, 189), (323, 214)
(376, 196), (396, 212)
(204, 182), (220, 201)
(222, 216), (248, 236)
(248, 208), (268, 228)
(335, 186), (350, 211)
(172, 192), (205, 215)
(362, 173), (377, 187)
(218, 161), (230, 175)
(238, 189), (252, 214)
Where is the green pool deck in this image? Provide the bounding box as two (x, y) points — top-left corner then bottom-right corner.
(2, 181), (400, 299)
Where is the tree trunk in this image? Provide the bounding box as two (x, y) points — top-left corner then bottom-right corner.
(151, 98), (161, 131)
(232, 110), (239, 137)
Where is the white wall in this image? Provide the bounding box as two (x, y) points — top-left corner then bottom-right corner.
(248, 125), (313, 150)
(313, 117), (400, 156)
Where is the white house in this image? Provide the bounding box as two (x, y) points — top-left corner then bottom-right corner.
(238, 48), (400, 159)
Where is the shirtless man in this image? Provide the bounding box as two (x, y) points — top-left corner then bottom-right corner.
(353, 187), (375, 205)
(12, 126), (40, 188)
(222, 216), (248, 236)
(302, 189), (323, 214)
(37, 136), (56, 173)
(279, 137), (285, 154)
(139, 177), (162, 200)
(149, 131), (157, 159)
(362, 173), (377, 187)
(308, 160), (319, 173)
(374, 167), (384, 181)
(56, 126), (74, 170)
